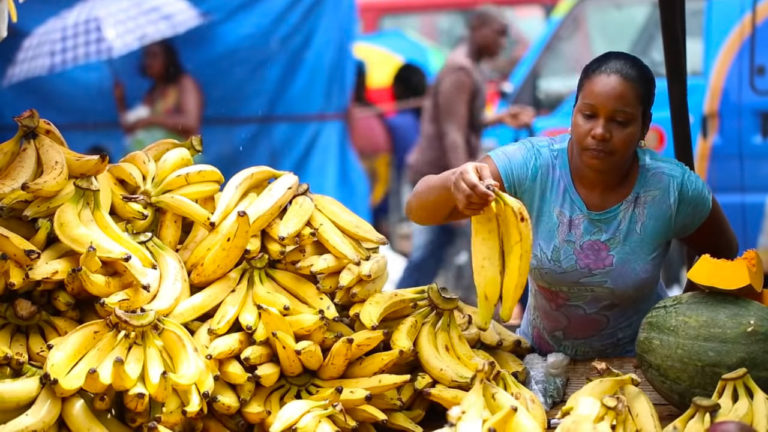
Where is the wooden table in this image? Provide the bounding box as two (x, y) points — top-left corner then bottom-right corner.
(546, 357), (682, 429)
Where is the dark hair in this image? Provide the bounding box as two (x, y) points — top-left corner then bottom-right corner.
(140, 40), (184, 84)
(392, 64), (427, 102)
(354, 61), (370, 105)
(575, 51), (656, 126)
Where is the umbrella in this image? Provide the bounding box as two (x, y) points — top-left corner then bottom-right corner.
(2, 0), (204, 86)
(354, 29), (445, 107)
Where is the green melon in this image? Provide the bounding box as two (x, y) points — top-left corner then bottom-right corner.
(636, 292), (768, 410)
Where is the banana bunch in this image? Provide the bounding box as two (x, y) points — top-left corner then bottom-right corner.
(432, 375), (543, 432)
(665, 367), (768, 432)
(555, 366), (663, 432)
(0, 109), (109, 219)
(470, 188), (533, 330)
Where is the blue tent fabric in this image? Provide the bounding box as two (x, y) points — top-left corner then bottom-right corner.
(0, 0), (371, 220)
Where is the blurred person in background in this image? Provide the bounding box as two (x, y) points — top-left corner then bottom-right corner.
(348, 62), (393, 236)
(384, 63), (428, 251)
(113, 40), (203, 152)
(397, 7), (535, 301)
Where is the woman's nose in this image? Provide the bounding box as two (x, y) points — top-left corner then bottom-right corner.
(590, 121), (610, 141)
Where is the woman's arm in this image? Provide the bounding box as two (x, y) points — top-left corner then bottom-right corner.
(405, 155), (504, 225)
(680, 196), (739, 259)
(143, 75), (203, 136)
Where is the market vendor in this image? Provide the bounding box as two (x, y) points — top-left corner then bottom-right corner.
(404, 51), (738, 359)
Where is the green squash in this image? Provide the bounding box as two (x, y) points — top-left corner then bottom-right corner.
(636, 292), (768, 410)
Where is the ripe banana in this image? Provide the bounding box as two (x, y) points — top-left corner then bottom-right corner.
(22, 135), (68, 197)
(310, 193), (388, 245)
(277, 194), (314, 241)
(494, 190), (533, 323)
(210, 165), (283, 225)
(471, 202), (502, 331)
(0, 384), (61, 432)
(0, 136), (38, 196)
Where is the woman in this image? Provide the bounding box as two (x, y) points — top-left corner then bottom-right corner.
(405, 51), (738, 359)
(114, 40), (203, 151)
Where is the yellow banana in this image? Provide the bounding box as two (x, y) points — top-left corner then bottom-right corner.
(188, 210), (251, 287)
(558, 373), (640, 418)
(349, 271), (388, 302)
(0, 224), (40, 266)
(621, 384), (663, 432)
(99, 171), (149, 221)
(53, 329), (119, 397)
(153, 163), (224, 196)
(60, 146), (109, 177)
(143, 331), (171, 403)
(309, 208), (365, 264)
(0, 128), (21, 173)
(112, 340), (144, 392)
(26, 325), (48, 364)
(344, 349), (403, 378)
(471, 202), (502, 331)
(494, 190), (533, 323)
(385, 410), (423, 432)
(270, 329), (304, 377)
(44, 319), (111, 381)
(32, 115), (65, 147)
(317, 272), (340, 294)
(252, 362), (282, 387)
(142, 135), (203, 161)
(143, 238), (189, 315)
(240, 342), (273, 366)
(107, 162), (145, 193)
(120, 150), (155, 190)
(294, 340), (323, 371)
(53, 189), (128, 261)
(0, 373), (43, 410)
(61, 393), (110, 432)
(167, 180), (220, 200)
(153, 146), (195, 187)
(151, 193), (213, 227)
(358, 286), (429, 329)
(0, 385), (61, 432)
(317, 336), (354, 380)
(446, 311), (485, 372)
(168, 263), (245, 323)
(310, 193), (388, 245)
(207, 331), (252, 360)
(0, 136), (38, 196)
(218, 356), (251, 385)
(416, 313), (473, 389)
(266, 267), (338, 319)
(209, 269), (250, 335)
(390, 306), (432, 354)
(157, 318), (205, 388)
(22, 135), (68, 197)
(270, 398), (329, 432)
(23, 179), (75, 219)
(277, 194), (315, 241)
(423, 384), (466, 410)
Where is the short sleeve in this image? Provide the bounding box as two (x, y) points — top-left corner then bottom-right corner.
(672, 166), (713, 238)
(487, 137), (552, 199)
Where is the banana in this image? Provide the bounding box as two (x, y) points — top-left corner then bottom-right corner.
(0, 128), (21, 173)
(112, 340), (144, 391)
(108, 162), (145, 193)
(390, 306), (432, 354)
(167, 180), (220, 200)
(386, 410), (423, 432)
(209, 269), (250, 335)
(313, 374), (410, 395)
(455, 378), (484, 432)
(207, 331), (252, 360)
(359, 254), (387, 281)
(309, 208), (365, 264)
(22, 135), (68, 197)
(286, 313), (325, 337)
(277, 194), (314, 241)
(252, 269), (308, 314)
(498, 370), (548, 430)
(153, 163), (224, 196)
(270, 399), (329, 432)
(416, 313), (473, 389)
(471, 202), (502, 331)
(0, 385), (61, 432)
(423, 384), (466, 410)
(244, 232), (262, 259)
(253, 362), (282, 387)
(168, 263), (245, 323)
(317, 336), (355, 380)
(143, 331), (171, 403)
(157, 318), (205, 388)
(0, 225), (40, 266)
(344, 349), (403, 378)
(120, 150), (155, 190)
(446, 311), (485, 372)
(188, 210), (250, 286)
(0, 373), (43, 410)
(151, 193), (213, 227)
(349, 271), (388, 302)
(99, 171), (149, 221)
(621, 384), (663, 432)
(53, 329), (119, 397)
(218, 356), (251, 385)
(294, 340), (324, 371)
(9, 329), (28, 369)
(94, 332), (131, 391)
(241, 382), (282, 425)
(27, 255), (78, 282)
(239, 274), (260, 332)
(359, 286), (429, 329)
(494, 190), (533, 323)
(28, 218), (52, 251)
(338, 262), (361, 289)
(23, 180), (75, 219)
(742, 374), (768, 432)
(211, 379), (241, 415)
(143, 135), (203, 161)
(264, 233), (290, 260)
(60, 146), (109, 177)
(142, 237), (189, 315)
(310, 193), (388, 245)
(305, 253), (350, 275)
(26, 325), (48, 364)
(61, 393), (109, 432)
(266, 267), (338, 318)
(270, 330), (304, 377)
(153, 146), (195, 187)
(211, 165), (284, 225)
(44, 319), (111, 381)
(235, 378), (257, 405)
(241, 342), (273, 366)
(728, 379), (754, 425)
(178, 384), (205, 418)
(558, 373), (640, 418)
(32, 115), (65, 147)
(0, 136), (38, 197)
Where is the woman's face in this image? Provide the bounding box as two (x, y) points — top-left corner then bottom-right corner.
(570, 73), (647, 172)
(142, 44), (166, 81)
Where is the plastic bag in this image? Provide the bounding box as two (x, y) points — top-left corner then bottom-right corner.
(524, 352), (570, 410)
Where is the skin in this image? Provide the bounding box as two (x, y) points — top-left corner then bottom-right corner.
(113, 43), (203, 137)
(406, 73), (739, 261)
(436, 14), (535, 170)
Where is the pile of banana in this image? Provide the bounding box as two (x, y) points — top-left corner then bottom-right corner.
(554, 364), (663, 432)
(470, 187), (533, 330)
(0, 109), (549, 432)
(665, 367), (767, 432)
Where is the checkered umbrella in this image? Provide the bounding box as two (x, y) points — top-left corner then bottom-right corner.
(2, 0), (205, 86)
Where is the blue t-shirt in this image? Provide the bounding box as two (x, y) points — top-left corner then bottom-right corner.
(488, 134), (712, 359)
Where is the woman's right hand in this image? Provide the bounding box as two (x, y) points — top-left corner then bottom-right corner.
(450, 162), (498, 216)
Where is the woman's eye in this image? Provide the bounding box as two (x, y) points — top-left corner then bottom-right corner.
(581, 112), (595, 119)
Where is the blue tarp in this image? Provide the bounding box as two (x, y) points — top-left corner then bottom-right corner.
(0, 0), (371, 219)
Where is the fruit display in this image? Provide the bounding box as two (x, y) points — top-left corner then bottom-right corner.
(686, 250), (764, 298)
(554, 362), (663, 432)
(636, 292), (768, 411)
(0, 109), (545, 431)
(470, 187), (532, 330)
(664, 368), (767, 432)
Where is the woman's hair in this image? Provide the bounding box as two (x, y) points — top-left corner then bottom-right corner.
(354, 61), (370, 105)
(575, 51), (656, 125)
(141, 40), (184, 84)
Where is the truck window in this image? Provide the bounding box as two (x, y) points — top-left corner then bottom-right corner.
(515, 0), (704, 112)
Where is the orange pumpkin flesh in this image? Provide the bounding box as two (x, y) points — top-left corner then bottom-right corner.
(687, 250), (764, 295)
